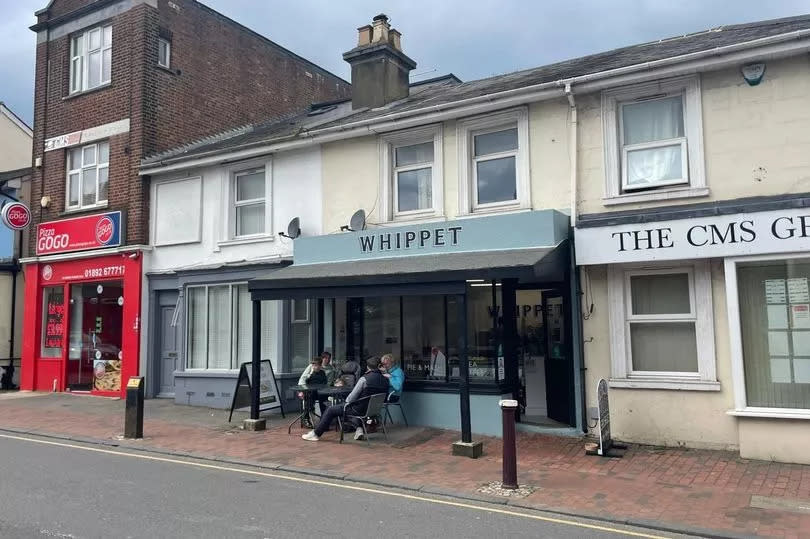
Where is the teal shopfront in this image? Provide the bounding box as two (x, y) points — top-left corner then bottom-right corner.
(247, 210), (584, 443)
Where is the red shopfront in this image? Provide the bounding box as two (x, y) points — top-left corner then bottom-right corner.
(21, 212), (142, 398)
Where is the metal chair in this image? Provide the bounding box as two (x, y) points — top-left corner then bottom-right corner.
(337, 393), (388, 445)
(382, 391), (408, 426)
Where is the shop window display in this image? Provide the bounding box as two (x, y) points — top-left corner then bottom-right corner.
(738, 260), (810, 409)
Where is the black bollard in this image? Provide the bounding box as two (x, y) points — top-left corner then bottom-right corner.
(124, 377), (144, 439)
(499, 399), (518, 489)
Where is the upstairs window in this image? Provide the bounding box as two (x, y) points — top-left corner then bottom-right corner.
(70, 25), (112, 93)
(380, 125), (443, 221)
(602, 75), (706, 204)
(158, 37), (171, 69)
(233, 167), (266, 237)
(457, 108), (530, 215)
(67, 141), (109, 210)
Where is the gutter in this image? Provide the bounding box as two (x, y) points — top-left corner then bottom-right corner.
(140, 29), (810, 176)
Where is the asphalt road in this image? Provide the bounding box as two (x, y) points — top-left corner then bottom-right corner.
(0, 433), (689, 539)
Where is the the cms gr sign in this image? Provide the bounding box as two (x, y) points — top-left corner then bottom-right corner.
(575, 208), (810, 265)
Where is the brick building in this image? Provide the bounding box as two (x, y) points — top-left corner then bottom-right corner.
(20, 0), (350, 397)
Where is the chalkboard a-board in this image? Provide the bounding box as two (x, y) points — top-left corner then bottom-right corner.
(228, 360), (285, 422)
(597, 378), (612, 456)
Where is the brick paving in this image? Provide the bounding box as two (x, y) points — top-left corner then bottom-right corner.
(2, 392), (810, 538)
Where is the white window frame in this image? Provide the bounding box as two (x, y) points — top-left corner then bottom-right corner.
(292, 299), (310, 323)
(289, 299), (314, 370)
(379, 125), (443, 222)
(66, 140), (109, 211)
(158, 37), (171, 69)
(70, 25), (112, 94)
(607, 260), (719, 390)
(221, 159), (273, 245)
(602, 75), (706, 206)
(725, 253), (810, 420)
(184, 282), (247, 372)
(457, 107), (530, 215)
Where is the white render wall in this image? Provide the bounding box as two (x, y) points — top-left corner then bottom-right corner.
(148, 146), (323, 271)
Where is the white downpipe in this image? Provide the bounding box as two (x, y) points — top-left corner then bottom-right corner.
(565, 83), (578, 227)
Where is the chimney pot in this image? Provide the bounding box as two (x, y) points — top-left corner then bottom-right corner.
(371, 13), (390, 43)
(389, 29), (402, 51)
(357, 25), (372, 46)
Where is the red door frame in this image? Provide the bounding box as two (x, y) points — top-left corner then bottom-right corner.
(21, 252), (142, 399)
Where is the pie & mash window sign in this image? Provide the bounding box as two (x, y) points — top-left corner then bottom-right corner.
(575, 208), (810, 265)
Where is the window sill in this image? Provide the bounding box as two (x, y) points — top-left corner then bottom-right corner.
(460, 206), (532, 219)
(61, 203), (109, 216)
(157, 65), (176, 75)
(63, 83), (112, 101)
(609, 378), (720, 391)
(602, 187), (709, 206)
(218, 234), (275, 247)
(384, 212), (446, 226)
(726, 407), (810, 420)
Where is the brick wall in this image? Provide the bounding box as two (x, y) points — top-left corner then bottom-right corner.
(29, 0), (351, 253)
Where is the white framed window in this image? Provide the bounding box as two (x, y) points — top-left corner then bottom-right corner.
(70, 25), (112, 94)
(725, 254), (810, 419)
(379, 125), (443, 222)
(607, 260), (718, 390)
(158, 37), (171, 69)
(602, 75), (706, 205)
(66, 141), (109, 210)
(457, 108), (530, 215)
(290, 299), (313, 371)
(232, 166), (267, 238)
(186, 283), (277, 371)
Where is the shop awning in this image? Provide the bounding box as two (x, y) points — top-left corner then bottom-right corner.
(249, 242), (568, 300)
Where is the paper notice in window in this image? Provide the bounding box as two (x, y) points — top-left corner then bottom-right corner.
(788, 278), (810, 303)
(791, 304), (810, 329)
(767, 305), (789, 329)
(765, 279), (787, 304)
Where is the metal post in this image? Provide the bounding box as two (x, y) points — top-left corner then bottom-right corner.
(500, 399), (518, 489)
(250, 299), (261, 420)
(124, 377), (144, 439)
(456, 293), (471, 444)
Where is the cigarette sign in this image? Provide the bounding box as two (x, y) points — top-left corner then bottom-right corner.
(36, 211), (123, 256)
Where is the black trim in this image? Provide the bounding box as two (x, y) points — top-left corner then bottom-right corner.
(251, 282), (467, 301)
(577, 192), (810, 228)
(403, 380), (514, 395)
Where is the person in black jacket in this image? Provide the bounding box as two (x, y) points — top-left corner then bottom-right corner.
(302, 356), (389, 442)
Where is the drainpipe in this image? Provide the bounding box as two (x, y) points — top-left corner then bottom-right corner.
(565, 83), (578, 227)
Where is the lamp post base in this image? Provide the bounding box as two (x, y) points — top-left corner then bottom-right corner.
(243, 418), (266, 431)
(452, 440), (483, 459)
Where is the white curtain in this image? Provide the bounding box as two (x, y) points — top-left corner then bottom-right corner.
(623, 96), (684, 187)
(187, 288), (207, 369)
(207, 286), (231, 369)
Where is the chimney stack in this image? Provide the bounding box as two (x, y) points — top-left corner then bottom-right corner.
(343, 14), (416, 110)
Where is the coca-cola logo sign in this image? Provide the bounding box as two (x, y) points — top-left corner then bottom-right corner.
(1, 202), (31, 230)
(95, 216), (115, 245)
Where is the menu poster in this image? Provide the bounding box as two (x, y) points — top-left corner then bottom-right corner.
(765, 279), (787, 304)
(788, 278), (810, 304)
(44, 290), (65, 349)
(791, 304), (810, 329)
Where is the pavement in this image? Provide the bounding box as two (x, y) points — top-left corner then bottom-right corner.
(2, 391), (810, 538)
(0, 433), (692, 539)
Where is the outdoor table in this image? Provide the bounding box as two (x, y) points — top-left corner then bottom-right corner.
(317, 385), (352, 406)
(287, 384), (326, 433)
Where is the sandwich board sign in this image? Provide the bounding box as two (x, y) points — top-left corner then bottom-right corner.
(597, 378), (612, 456)
(228, 360), (284, 421)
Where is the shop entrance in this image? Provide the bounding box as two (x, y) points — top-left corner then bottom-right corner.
(515, 287), (575, 427)
(67, 281), (124, 393)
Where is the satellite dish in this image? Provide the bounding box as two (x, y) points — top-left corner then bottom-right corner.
(349, 209), (366, 231)
(279, 217), (301, 239)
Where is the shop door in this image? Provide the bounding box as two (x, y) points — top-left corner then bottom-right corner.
(543, 292), (575, 425)
(158, 305), (178, 397)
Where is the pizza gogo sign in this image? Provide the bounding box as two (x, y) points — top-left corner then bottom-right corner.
(36, 211), (122, 256)
(1, 202), (31, 230)
(575, 207), (810, 265)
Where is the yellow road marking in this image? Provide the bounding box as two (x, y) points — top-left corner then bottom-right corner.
(0, 432), (670, 539)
